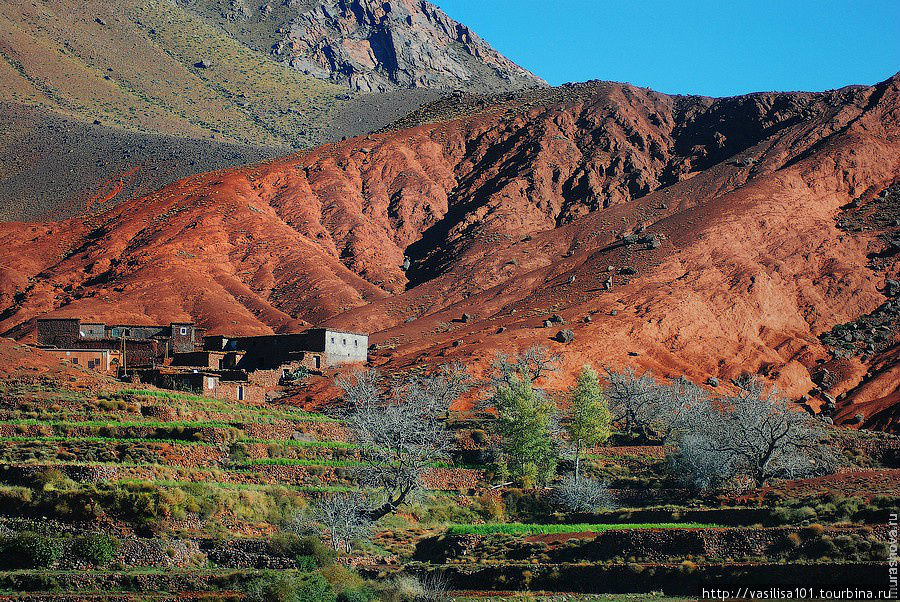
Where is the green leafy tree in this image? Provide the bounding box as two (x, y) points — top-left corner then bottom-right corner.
(494, 373), (558, 486)
(567, 366), (611, 483)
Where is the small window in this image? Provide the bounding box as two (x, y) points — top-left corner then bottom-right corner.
(237, 385), (245, 401)
(72, 357), (79, 365)
(354, 340), (358, 347)
(342, 338), (346, 345)
(180, 327), (188, 335)
(330, 337), (335, 344)
(123, 328), (130, 337)
(87, 360), (95, 369)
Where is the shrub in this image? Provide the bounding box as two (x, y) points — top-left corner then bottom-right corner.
(243, 572), (336, 602)
(473, 493), (505, 522)
(552, 475), (615, 513)
(804, 523), (826, 537)
(269, 532), (301, 556)
(338, 588), (378, 602)
(295, 555), (318, 571)
(73, 533), (120, 566)
(0, 532), (64, 568)
(378, 574), (448, 601)
(293, 535), (337, 567)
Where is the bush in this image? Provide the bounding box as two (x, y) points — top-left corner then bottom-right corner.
(552, 476), (615, 513)
(243, 572), (336, 602)
(338, 588), (378, 602)
(473, 493), (505, 522)
(73, 533), (120, 566)
(294, 535), (337, 567)
(295, 555), (318, 571)
(0, 532), (64, 568)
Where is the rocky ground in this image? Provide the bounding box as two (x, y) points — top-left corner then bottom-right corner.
(0, 102), (284, 222)
(177, 0), (546, 93)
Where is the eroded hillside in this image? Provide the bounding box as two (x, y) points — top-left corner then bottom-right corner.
(1, 75), (898, 421)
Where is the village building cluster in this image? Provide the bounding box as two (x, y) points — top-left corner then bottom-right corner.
(36, 318), (368, 402)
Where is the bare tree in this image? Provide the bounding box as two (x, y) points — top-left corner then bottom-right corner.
(337, 364), (472, 520)
(655, 375), (707, 441)
(604, 369), (704, 442)
(553, 475), (615, 513)
(489, 346), (561, 388)
(605, 368), (663, 441)
(670, 384), (834, 489)
(294, 493), (372, 553)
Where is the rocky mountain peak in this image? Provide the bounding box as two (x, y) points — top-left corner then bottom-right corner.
(273, 0), (546, 92)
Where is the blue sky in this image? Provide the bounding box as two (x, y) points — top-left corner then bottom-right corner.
(434, 0), (900, 97)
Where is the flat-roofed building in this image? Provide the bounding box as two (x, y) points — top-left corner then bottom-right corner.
(46, 348), (122, 372)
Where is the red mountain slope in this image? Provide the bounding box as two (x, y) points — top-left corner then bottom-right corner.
(0, 76), (897, 409)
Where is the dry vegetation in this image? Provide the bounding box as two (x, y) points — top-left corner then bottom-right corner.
(0, 0), (347, 147)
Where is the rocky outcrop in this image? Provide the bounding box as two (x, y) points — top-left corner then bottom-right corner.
(272, 0), (545, 92)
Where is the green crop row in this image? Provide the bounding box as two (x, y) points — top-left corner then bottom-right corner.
(112, 389), (332, 421)
(447, 522), (718, 535)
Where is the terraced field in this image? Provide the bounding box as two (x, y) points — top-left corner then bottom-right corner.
(0, 348), (898, 600)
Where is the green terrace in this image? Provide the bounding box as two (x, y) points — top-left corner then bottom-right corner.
(0, 435), (356, 449)
(0, 456), (482, 472)
(110, 479), (361, 494)
(2, 407), (334, 424)
(0, 459), (478, 489)
(111, 389), (329, 418)
(0, 415), (332, 431)
(446, 522), (719, 536)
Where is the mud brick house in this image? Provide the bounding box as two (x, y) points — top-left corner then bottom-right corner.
(205, 328), (368, 371)
(37, 317), (203, 367)
(45, 348), (122, 373)
(36, 317), (367, 402)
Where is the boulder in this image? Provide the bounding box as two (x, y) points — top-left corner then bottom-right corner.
(555, 329), (574, 343)
(885, 279), (900, 297)
(706, 377), (719, 388)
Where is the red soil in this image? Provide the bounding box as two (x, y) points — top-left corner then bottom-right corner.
(1, 75), (898, 412)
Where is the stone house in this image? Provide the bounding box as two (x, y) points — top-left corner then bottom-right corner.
(207, 328), (368, 371)
(36, 318), (204, 366)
